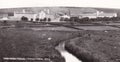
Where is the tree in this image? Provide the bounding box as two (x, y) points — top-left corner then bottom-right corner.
(70, 17), (79, 22)
(21, 16), (28, 21)
(30, 18), (33, 22)
(35, 18), (39, 21)
(60, 17), (64, 21)
(48, 18), (51, 22)
(43, 18), (47, 22)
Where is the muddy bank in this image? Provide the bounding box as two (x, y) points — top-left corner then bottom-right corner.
(65, 30), (120, 62)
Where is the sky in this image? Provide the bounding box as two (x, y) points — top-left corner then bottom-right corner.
(0, 0), (120, 9)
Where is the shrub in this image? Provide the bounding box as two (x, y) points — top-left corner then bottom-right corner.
(21, 16), (28, 21)
(48, 18), (51, 22)
(35, 18), (39, 21)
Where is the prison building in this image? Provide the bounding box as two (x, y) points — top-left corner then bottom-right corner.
(13, 9), (35, 20)
(70, 8), (117, 19)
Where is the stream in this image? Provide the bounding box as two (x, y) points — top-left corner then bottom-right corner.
(55, 42), (82, 62)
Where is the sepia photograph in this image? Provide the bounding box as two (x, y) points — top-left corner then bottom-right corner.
(0, 0), (120, 62)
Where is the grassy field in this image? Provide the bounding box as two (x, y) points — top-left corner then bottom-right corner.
(65, 30), (120, 62)
(0, 28), (80, 62)
(1, 21), (120, 62)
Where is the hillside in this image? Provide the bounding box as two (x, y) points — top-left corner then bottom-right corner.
(0, 7), (120, 16)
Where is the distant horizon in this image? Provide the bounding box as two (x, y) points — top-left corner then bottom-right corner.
(0, 6), (120, 10)
(0, 0), (120, 9)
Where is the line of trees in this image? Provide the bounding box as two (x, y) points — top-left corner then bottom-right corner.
(60, 17), (120, 23)
(32, 18), (51, 22)
(21, 16), (28, 21)
(21, 16), (51, 22)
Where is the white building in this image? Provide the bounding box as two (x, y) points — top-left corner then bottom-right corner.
(11, 9), (56, 21)
(79, 11), (117, 19)
(13, 9), (35, 20)
(33, 10), (54, 21)
(96, 11), (117, 18)
(79, 13), (97, 18)
(70, 8), (117, 19)
(61, 14), (70, 19)
(33, 11), (47, 21)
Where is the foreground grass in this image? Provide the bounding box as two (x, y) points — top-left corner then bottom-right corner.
(65, 30), (120, 62)
(0, 28), (80, 62)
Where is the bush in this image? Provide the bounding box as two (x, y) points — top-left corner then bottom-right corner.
(3, 20), (7, 24)
(64, 18), (69, 21)
(70, 17), (79, 22)
(48, 18), (51, 22)
(60, 17), (64, 21)
(43, 18), (47, 22)
(35, 18), (39, 21)
(21, 16), (28, 21)
(30, 18), (33, 22)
